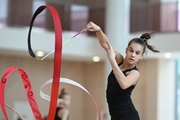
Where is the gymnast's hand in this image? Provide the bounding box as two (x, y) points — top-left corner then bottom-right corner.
(84, 22), (101, 32)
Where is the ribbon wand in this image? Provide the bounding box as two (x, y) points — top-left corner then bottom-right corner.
(41, 30), (84, 60)
(5, 103), (24, 120)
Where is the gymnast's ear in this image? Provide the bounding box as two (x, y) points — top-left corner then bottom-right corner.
(140, 53), (144, 59)
(125, 47), (128, 54)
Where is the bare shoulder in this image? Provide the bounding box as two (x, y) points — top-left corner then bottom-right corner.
(58, 108), (69, 118)
(115, 50), (124, 64)
(126, 69), (140, 76)
(126, 70), (140, 85)
(131, 69), (140, 75)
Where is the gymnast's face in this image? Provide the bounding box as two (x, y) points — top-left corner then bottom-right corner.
(62, 94), (71, 107)
(125, 42), (144, 64)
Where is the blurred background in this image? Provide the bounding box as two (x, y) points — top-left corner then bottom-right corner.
(0, 0), (180, 120)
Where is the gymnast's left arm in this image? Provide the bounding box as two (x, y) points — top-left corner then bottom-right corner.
(107, 42), (140, 89)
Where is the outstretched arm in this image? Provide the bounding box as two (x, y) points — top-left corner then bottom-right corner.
(84, 22), (123, 64)
(84, 22), (109, 51)
(107, 42), (140, 89)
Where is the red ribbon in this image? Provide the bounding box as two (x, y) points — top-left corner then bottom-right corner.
(1, 5), (101, 120)
(0, 66), (43, 120)
(0, 5), (62, 120)
(27, 6), (62, 120)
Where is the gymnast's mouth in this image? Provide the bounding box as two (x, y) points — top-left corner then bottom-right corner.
(129, 58), (135, 61)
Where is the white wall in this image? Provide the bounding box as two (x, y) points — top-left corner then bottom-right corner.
(0, 26), (105, 62)
(132, 58), (176, 120)
(157, 59), (176, 120)
(1, 26), (180, 62)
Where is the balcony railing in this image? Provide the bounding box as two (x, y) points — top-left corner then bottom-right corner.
(0, 0), (179, 34)
(130, 2), (179, 33)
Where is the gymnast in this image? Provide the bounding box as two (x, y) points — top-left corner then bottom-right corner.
(54, 89), (71, 120)
(84, 22), (159, 120)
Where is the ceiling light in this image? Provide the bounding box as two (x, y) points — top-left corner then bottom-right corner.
(36, 51), (44, 57)
(164, 53), (172, 58)
(92, 56), (100, 62)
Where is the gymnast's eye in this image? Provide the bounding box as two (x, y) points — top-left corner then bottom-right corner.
(129, 49), (133, 53)
(136, 52), (140, 55)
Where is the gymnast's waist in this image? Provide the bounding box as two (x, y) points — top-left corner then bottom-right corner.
(106, 88), (131, 103)
(108, 99), (137, 117)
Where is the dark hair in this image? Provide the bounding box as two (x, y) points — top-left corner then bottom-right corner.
(43, 115), (48, 120)
(59, 88), (68, 99)
(128, 32), (159, 53)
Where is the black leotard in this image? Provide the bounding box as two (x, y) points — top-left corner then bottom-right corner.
(54, 107), (69, 120)
(106, 62), (140, 120)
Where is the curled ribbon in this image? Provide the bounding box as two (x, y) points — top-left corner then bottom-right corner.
(27, 5), (62, 120)
(40, 78), (101, 120)
(0, 66), (43, 120)
(27, 5), (101, 120)
(0, 5), (101, 120)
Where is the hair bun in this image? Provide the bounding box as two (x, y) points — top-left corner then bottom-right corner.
(140, 33), (151, 40)
(61, 88), (66, 94)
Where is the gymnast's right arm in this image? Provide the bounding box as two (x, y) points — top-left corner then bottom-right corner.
(84, 21), (109, 51)
(84, 21), (123, 63)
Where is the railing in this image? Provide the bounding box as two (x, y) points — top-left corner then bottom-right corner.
(130, 2), (179, 33)
(0, 0), (179, 34)
(0, 0), (89, 32)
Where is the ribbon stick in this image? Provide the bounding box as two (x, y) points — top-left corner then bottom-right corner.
(0, 66), (43, 120)
(27, 5), (62, 120)
(41, 30), (84, 60)
(5, 103), (24, 120)
(40, 78), (101, 120)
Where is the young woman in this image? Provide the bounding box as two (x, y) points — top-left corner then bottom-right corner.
(54, 89), (71, 120)
(84, 22), (159, 120)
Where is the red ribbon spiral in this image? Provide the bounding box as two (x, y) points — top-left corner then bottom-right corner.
(27, 5), (63, 120)
(0, 66), (43, 120)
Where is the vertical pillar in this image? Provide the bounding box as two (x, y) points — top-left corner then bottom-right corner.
(105, 0), (130, 56)
(157, 59), (175, 120)
(104, 0), (130, 117)
(105, 0), (130, 82)
(7, 0), (33, 26)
